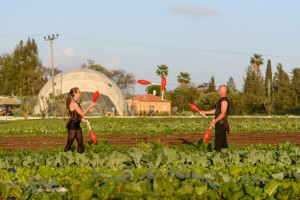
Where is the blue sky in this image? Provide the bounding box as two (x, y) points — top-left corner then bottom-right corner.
(1, 0), (300, 94)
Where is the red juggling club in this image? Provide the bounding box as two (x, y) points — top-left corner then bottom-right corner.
(161, 76), (166, 91)
(188, 103), (208, 118)
(93, 91), (100, 103)
(137, 79), (151, 85)
(161, 76), (166, 100)
(88, 123), (97, 143)
(203, 127), (212, 142)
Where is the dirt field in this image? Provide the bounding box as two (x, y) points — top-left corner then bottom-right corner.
(1, 132), (300, 150)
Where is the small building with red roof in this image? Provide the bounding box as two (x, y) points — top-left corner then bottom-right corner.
(126, 94), (171, 115)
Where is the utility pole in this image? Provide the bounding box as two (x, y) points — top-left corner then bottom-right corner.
(44, 34), (59, 118)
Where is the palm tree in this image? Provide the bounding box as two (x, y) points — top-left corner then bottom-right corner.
(156, 64), (169, 77)
(250, 54), (264, 75)
(177, 72), (190, 88)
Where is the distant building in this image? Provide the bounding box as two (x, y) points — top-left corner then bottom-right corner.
(126, 94), (171, 115)
(0, 96), (21, 115)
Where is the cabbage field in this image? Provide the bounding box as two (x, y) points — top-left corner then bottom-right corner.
(1, 116), (300, 199)
(1, 116), (300, 136)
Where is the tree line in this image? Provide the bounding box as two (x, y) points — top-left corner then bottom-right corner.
(163, 54), (300, 115)
(0, 38), (135, 117)
(0, 38), (299, 116)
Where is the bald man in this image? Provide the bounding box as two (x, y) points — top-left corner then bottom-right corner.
(202, 85), (230, 151)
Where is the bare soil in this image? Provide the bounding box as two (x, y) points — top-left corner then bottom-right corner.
(1, 132), (300, 150)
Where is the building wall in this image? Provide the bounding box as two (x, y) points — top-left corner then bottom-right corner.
(126, 99), (171, 115)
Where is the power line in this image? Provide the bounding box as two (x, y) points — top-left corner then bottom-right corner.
(1, 34), (300, 60)
(61, 34), (300, 59)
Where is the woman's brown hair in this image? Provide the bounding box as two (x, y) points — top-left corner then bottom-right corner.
(66, 87), (79, 115)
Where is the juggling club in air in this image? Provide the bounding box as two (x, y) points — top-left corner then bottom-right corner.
(93, 91), (100, 103)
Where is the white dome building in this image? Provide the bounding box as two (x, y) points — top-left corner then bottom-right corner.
(35, 68), (127, 116)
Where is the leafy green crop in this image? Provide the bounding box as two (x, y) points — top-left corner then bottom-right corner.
(1, 116), (300, 137)
(0, 142), (300, 199)
(1, 117), (300, 199)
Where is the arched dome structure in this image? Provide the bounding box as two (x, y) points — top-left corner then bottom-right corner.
(35, 68), (127, 116)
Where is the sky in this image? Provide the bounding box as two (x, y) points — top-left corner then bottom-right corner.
(1, 0), (300, 95)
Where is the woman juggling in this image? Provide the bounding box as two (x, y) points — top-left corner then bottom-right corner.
(64, 87), (95, 153)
